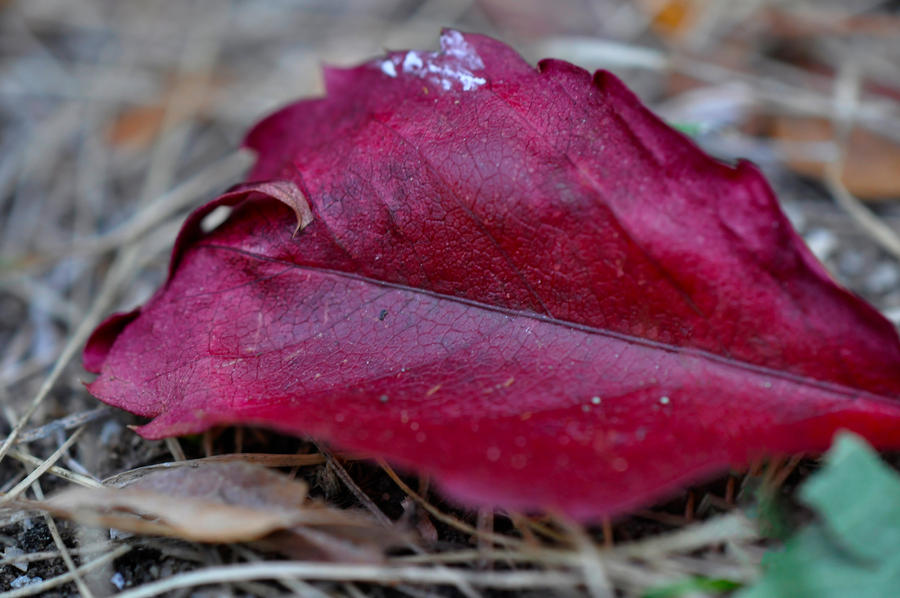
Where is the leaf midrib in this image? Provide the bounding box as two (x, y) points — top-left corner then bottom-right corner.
(199, 241), (899, 406)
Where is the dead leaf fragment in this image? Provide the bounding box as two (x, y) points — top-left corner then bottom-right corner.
(39, 462), (404, 560)
(44, 462), (307, 542)
(773, 116), (900, 200)
(106, 73), (216, 149)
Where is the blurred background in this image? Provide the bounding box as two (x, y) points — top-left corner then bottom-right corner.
(1, 0), (900, 591)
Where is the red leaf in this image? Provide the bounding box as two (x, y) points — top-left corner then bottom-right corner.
(84, 30), (900, 519)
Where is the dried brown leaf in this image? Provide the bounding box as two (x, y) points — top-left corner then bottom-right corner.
(38, 462), (405, 561)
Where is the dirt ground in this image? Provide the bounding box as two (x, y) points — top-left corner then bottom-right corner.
(2, 0), (900, 596)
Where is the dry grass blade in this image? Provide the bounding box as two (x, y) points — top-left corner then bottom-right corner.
(826, 164), (900, 261)
(31, 486), (95, 598)
(0, 543), (113, 569)
(1, 427), (86, 503)
(5, 448), (102, 488)
(111, 562), (584, 597)
(231, 544), (333, 598)
(613, 512), (758, 560)
(0, 245), (139, 466)
(12, 407), (110, 445)
(557, 516), (614, 598)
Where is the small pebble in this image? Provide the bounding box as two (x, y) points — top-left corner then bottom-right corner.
(781, 202), (806, 231)
(884, 307), (900, 327)
(3, 546), (27, 572)
(110, 572), (126, 590)
(11, 576), (42, 589)
(99, 420), (123, 446)
(804, 228), (837, 262)
(109, 528), (132, 540)
(838, 250), (867, 277)
(865, 262), (899, 294)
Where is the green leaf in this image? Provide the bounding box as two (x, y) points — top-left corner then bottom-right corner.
(738, 433), (900, 598)
(667, 121), (704, 136)
(800, 433), (900, 561)
(642, 576), (741, 598)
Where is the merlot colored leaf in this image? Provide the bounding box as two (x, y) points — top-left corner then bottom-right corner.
(84, 30), (900, 519)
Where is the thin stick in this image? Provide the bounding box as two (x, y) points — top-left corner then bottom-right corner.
(8, 419), (96, 598)
(111, 562), (583, 598)
(342, 583), (369, 598)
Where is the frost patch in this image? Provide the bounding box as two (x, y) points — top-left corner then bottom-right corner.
(379, 60), (397, 77)
(375, 29), (486, 91)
